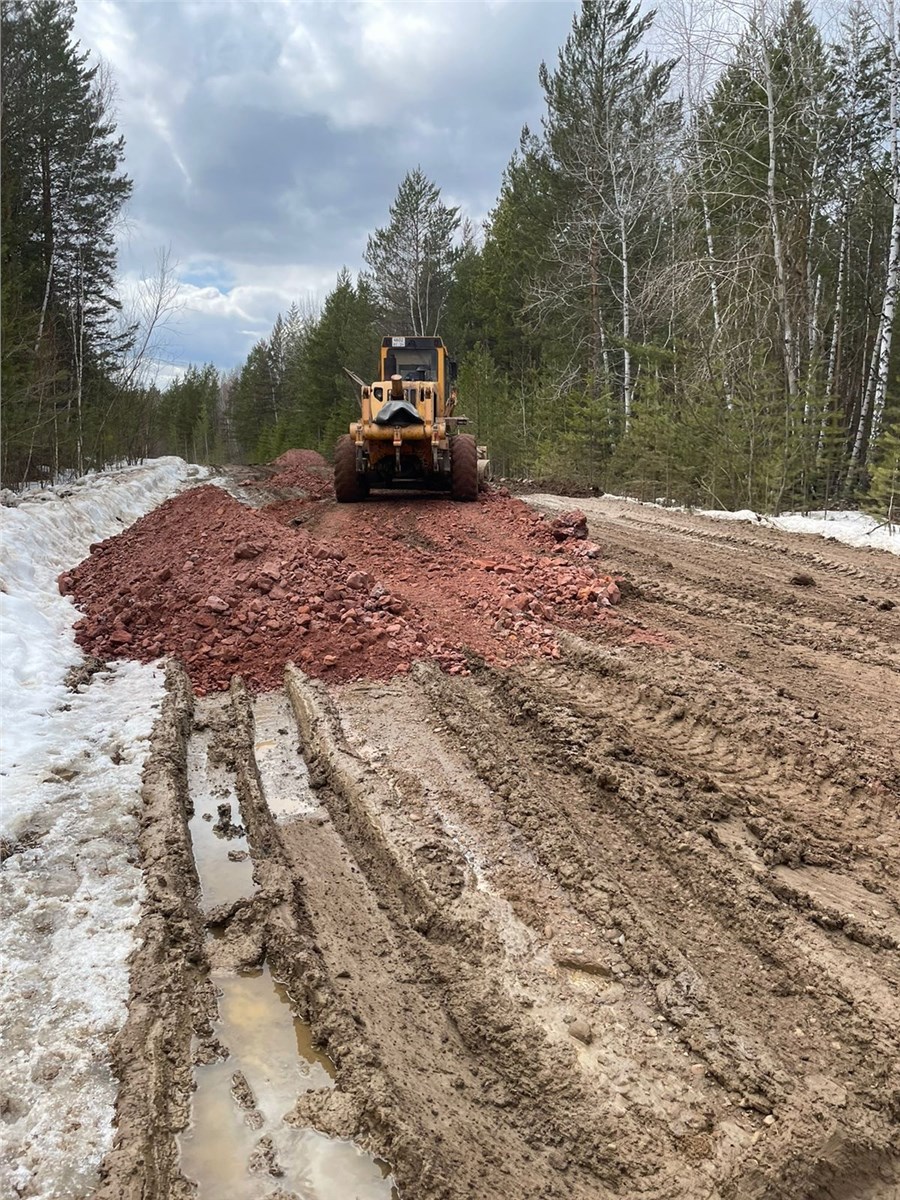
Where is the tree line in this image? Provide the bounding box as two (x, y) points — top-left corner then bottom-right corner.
(221, 0), (899, 516)
(3, 0), (897, 519)
(0, 0), (186, 488)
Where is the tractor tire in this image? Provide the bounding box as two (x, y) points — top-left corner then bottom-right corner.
(450, 433), (478, 501)
(334, 435), (367, 503)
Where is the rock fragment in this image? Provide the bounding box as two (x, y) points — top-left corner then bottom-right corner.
(568, 1018), (594, 1045)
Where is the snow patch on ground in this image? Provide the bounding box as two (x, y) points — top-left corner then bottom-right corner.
(532, 491), (899, 556)
(0, 457), (207, 1199)
(695, 507), (900, 554)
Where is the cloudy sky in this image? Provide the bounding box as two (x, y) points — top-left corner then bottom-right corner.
(72, 0), (578, 380)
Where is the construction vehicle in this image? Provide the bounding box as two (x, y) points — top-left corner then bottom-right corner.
(334, 335), (490, 502)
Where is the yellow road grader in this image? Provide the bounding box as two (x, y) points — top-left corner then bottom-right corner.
(334, 335), (489, 502)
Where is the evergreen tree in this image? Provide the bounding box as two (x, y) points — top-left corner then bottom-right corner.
(533, 0), (682, 430)
(300, 269), (380, 450)
(866, 417), (900, 524)
(231, 342), (278, 457)
(364, 169), (461, 335)
(442, 219), (483, 360)
(1, 0), (132, 485)
(478, 130), (560, 374)
(160, 364), (220, 462)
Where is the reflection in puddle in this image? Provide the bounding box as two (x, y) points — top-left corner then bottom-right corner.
(187, 735), (255, 909)
(180, 966), (396, 1199)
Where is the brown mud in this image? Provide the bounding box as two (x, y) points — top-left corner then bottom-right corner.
(96, 480), (899, 1199)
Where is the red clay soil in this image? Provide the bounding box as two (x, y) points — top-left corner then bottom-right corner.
(63, 480), (630, 693)
(241, 448), (334, 499)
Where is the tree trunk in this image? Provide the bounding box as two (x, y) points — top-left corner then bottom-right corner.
(589, 236), (604, 396)
(869, 0), (900, 436)
(700, 186), (721, 336)
(619, 214), (632, 430)
(35, 134), (55, 353)
(825, 200), (848, 401)
(763, 46), (799, 400)
(851, 0), (899, 466)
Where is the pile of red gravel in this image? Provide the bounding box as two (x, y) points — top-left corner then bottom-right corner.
(244, 448), (334, 499)
(62, 483), (625, 693)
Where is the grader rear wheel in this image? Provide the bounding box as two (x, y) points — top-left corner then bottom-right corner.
(450, 433), (478, 501)
(334, 435), (368, 503)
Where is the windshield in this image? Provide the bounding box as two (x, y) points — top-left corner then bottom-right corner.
(387, 349), (438, 381)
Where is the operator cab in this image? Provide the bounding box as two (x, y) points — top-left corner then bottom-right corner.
(381, 336), (445, 392)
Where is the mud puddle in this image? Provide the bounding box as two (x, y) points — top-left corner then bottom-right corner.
(181, 964), (395, 1199)
(187, 724), (255, 909)
(180, 695), (396, 1199)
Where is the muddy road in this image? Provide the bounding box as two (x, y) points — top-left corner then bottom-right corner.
(90, 480), (899, 1200)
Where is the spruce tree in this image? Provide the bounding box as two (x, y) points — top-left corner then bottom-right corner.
(364, 169), (460, 335)
(1, 0), (132, 485)
(866, 418), (900, 525)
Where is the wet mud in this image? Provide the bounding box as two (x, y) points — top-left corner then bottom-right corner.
(97, 486), (899, 1199)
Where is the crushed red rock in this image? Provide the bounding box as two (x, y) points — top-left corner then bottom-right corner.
(549, 509), (589, 541)
(65, 476), (626, 693)
(243, 448), (334, 500)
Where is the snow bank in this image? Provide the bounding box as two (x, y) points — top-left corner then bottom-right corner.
(579, 491), (899, 556)
(695, 507), (900, 555)
(0, 457), (207, 1199)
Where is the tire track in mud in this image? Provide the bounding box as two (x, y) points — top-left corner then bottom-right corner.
(100, 488), (900, 1200)
(296, 648), (900, 1200)
(523, 496), (900, 758)
(521, 636), (899, 877)
(414, 657), (900, 1200)
(95, 669), (397, 1200)
(282, 667), (634, 1199)
(527, 497), (898, 591)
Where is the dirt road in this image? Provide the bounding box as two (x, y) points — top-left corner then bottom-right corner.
(86, 479), (899, 1199)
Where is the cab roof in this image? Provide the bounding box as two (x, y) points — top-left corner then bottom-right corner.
(381, 336), (444, 349)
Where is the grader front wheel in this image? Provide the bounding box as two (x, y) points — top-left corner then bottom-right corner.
(334, 435), (368, 503)
(450, 433), (478, 501)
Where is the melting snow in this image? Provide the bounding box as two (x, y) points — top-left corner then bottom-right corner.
(0, 457), (207, 1199)
(694, 507), (900, 555)
(556, 492), (899, 556)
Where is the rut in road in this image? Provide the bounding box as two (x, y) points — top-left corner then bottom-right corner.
(98, 650), (900, 1200)
(89, 483), (899, 1200)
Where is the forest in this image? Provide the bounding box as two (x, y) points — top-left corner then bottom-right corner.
(2, 0), (898, 517)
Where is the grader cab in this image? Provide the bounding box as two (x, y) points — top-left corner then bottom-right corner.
(334, 335), (489, 502)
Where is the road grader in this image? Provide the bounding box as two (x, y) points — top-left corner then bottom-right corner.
(334, 335), (489, 502)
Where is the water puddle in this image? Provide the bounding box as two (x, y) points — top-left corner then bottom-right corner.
(180, 965), (396, 1199)
(182, 703), (397, 1197)
(187, 731), (255, 909)
(252, 692), (318, 818)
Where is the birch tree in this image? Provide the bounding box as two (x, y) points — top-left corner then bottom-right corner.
(529, 0), (681, 431)
(850, 0), (900, 469)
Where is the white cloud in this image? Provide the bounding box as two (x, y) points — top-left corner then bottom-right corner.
(71, 0), (576, 370)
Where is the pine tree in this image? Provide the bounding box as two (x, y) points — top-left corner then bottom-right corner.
(1, 0), (132, 485)
(364, 169), (461, 335)
(533, 0), (681, 431)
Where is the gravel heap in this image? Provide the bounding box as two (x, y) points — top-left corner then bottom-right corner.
(62, 485), (623, 693)
(243, 449), (334, 499)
